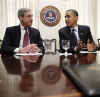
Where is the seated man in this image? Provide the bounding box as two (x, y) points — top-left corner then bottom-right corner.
(1, 8), (44, 54)
(59, 9), (95, 53)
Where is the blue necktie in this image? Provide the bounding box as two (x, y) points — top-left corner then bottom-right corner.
(71, 29), (78, 47)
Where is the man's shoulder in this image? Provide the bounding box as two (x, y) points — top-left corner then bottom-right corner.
(78, 25), (90, 29)
(29, 27), (40, 33)
(6, 25), (20, 31)
(59, 26), (69, 32)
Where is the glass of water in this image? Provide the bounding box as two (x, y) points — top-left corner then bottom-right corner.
(62, 40), (70, 56)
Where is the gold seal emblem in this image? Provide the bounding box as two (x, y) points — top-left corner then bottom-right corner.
(40, 5), (61, 27)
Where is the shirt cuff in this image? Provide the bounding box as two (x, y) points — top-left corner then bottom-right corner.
(14, 48), (20, 53)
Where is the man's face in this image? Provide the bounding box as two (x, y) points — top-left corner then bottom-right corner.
(19, 11), (33, 27)
(65, 11), (78, 28)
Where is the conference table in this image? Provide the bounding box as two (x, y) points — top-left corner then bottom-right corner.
(0, 52), (97, 97)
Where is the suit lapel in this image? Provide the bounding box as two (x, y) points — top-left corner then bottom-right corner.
(15, 25), (21, 46)
(25, 27), (36, 44)
(64, 27), (71, 39)
(78, 25), (84, 41)
(28, 27), (31, 43)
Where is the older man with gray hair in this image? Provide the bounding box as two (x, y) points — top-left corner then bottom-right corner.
(1, 8), (44, 54)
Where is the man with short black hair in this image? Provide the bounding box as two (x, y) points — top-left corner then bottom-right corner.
(59, 9), (95, 53)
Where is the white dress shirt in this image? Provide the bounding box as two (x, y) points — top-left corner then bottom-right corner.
(14, 24), (30, 52)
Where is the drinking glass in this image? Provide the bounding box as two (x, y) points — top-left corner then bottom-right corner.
(62, 40), (70, 56)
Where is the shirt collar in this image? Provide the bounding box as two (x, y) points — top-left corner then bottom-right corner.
(20, 24), (29, 31)
(20, 24), (24, 30)
(71, 25), (78, 32)
(74, 25), (78, 32)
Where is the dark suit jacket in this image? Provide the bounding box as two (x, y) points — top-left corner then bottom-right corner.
(1, 25), (45, 54)
(59, 25), (94, 53)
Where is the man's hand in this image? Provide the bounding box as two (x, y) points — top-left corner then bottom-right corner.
(78, 40), (83, 50)
(19, 46), (30, 53)
(27, 44), (40, 53)
(76, 40), (85, 51)
(19, 44), (40, 53)
(87, 39), (96, 52)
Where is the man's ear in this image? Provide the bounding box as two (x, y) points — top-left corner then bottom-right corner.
(76, 16), (78, 21)
(75, 16), (78, 20)
(19, 16), (23, 21)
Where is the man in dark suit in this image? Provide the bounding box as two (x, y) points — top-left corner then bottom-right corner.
(59, 9), (95, 53)
(1, 8), (44, 54)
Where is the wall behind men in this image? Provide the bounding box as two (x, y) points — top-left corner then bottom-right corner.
(0, 0), (99, 48)
(37, 0), (98, 48)
(38, 0), (66, 49)
(97, 0), (100, 39)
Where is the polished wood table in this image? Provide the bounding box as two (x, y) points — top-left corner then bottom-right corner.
(0, 53), (96, 97)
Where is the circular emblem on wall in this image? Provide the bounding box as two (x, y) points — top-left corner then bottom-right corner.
(40, 5), (61, 27)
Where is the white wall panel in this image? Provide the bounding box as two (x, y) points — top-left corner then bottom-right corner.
(0, 0), (99, 46)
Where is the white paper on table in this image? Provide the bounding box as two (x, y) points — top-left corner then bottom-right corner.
(59, 53), (65, 56)
(80, 51), (97, 54)
(15, 52), (42, 56)
(59, 53), (72, 56)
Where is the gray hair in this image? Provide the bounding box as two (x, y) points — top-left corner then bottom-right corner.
(18, 8), (31, 18)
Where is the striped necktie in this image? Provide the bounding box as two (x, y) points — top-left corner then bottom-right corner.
(23, 27), (29, 47)
(71, 29), (78, 47)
